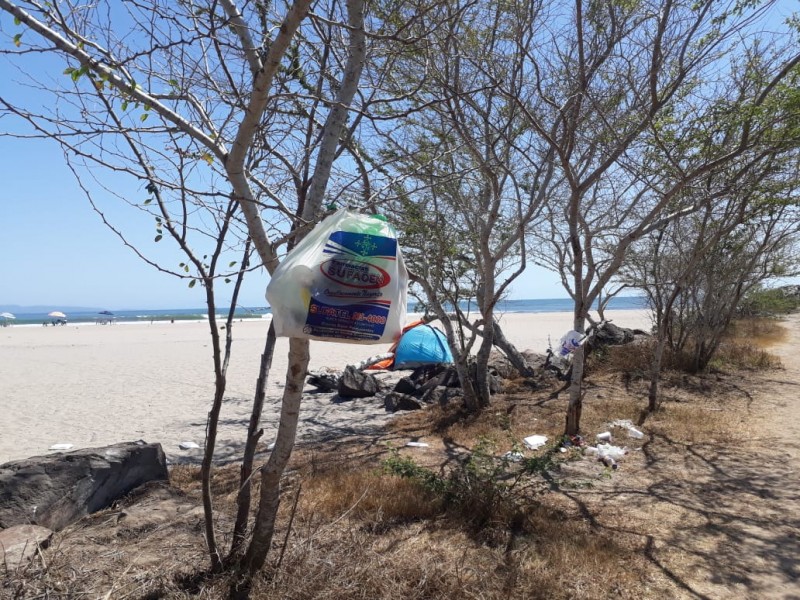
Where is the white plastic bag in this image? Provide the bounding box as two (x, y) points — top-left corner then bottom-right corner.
(266, 209), (408, 344)
(558, 330), (584, 356)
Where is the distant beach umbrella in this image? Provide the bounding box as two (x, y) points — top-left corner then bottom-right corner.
(0, 312), (15, 319)
(48, 311), (67, 318)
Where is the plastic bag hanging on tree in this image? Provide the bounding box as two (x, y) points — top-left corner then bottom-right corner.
(266, 209), (408, 344)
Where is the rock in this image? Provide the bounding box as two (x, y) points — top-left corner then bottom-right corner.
(488, 351), (517, 379)
(589, 322), (635, 348)
(307, 369), (340, 393)
(0, 524), (53, 571)
(393, 376), (417, 395)
(384, 392), (423, 412)
(421, 385), (460, 407)
(337, 365), (380, 398)
(467, 361), (503, 394)
(0, 441), (169, 531)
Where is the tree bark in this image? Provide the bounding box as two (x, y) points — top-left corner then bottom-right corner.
(229, 322), (277, 560)
(234, 338), (309, 596)
(565, 343), (585, 435)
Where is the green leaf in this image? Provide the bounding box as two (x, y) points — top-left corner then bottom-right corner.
(63, 67), (75, 75)
(14, 16), (21, 25)
(144, 103), (151, 111)
(188, 279), (197, 288)
(13, 33), (22, 48)
(168, 79), (178, 87)
(228, 261), (237, 267)
(121, 100), (129, 111)
(184, 265), (190, 273)
(143, 197), (152, 205)
(140, 113), (149, 122)
(154, 234), (162, 242)
(201, 152), (213, 166)
(179, 262), (185, 268)
(224, 278), (231, 284)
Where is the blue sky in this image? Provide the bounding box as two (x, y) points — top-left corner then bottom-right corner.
(0, 104), (566, 310)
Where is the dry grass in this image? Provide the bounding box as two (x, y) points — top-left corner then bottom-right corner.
(4, 320), (789, 599)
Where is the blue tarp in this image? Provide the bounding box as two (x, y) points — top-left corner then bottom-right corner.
(394, 324), (453, 369)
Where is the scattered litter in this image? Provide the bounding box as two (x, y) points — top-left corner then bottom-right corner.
(405, 442), (429, 448)
(523, 435), (548, 450)
(48, 443), (73, 451)
(178, 441), (200, 450)
(601, 456), (618, 469)
(559, 447), (568, 453)
(596, 431), (612, 442)
(503, 451), (525, 462)
(597, 443), (627, 460)
(267, 442), (276, 450)
(585, 443), (627, 469)
(610, 419), (645, 439)
(558, 330), (584, 357)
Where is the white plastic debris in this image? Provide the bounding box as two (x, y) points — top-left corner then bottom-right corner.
(596, 443), (627, 460)
(48, 443), (73, 451)
(179, 441), (200, 450)
(267, 442), (276, 450)
(596, 431), (612, 442)
(523, 435), (548, 450)
(503, 451), (525, 462)
(585, 446), (599, 456)
(610, 419), (645, 439)
(405, 442), (429, 448)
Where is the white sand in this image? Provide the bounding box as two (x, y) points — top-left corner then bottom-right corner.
(0, 309), (650, 464)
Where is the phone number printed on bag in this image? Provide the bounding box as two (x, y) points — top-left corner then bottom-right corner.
(306, 298), (390, 341)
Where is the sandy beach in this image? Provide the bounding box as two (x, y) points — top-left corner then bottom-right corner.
(0, 309), (650, 465)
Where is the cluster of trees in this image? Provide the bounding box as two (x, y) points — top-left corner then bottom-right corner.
(2, 0), (798, 595)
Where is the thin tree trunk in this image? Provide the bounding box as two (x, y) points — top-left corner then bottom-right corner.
(492, 320), (535, 377)
(565, 343), (585, 435)
(648, 333), (667, 412)
(232, 338), (310, 597)
(201, 282), (225, 572)
(229, 322), (277, 560)
(475, 318), (494, 408)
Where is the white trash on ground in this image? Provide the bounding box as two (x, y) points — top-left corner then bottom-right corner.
(610, 419), (645, 439)
(405, 441), (429, 448)
(596, 431), (612, 442)
(48, 443), (74, 451)
(178, 441), (200, 450)
(596, 443), (627, 460)
(503, 451), (525, 462)
(523, 434), (548, 450)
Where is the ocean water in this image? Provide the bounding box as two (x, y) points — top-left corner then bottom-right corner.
(2, 296), (646, 327)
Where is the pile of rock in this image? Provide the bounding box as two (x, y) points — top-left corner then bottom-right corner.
(0, 441), (168, 570)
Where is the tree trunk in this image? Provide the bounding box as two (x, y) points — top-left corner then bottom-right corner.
(565, 343), (585, 435)
(492, 320), (536, 377)
(201, 282), (225, 572)
(233, 338), (310, 597)
(229, 322), (277, 560)
(474, 318), (494, 408)
(648, 333), (667, 413)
